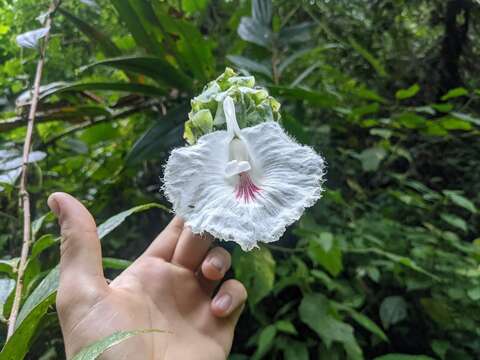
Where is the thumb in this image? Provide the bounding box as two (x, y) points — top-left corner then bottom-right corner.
(48, 192), (107, 299)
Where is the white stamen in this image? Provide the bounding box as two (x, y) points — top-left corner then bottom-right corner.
(224, 96), (242, 139)
(223, 97), (254, 178)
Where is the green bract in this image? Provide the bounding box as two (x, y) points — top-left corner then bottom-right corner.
(184, 67), (281, 144)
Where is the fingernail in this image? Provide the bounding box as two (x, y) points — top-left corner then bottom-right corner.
(209, 257), (224, 271)
(214, 294), (232, 312)
(47, 194), (60, 216)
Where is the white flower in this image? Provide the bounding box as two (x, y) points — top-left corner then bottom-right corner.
(164, 96), (326, 251)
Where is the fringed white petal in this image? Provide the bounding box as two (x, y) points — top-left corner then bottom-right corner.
(163, 121), (326, 251)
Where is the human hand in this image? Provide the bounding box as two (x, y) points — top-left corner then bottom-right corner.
(47, 192), (247, 360)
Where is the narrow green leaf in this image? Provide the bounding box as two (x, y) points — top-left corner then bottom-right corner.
(0, 292), (56, 360)
(4, 203), (164, 360)
(97, 203), (169, 239)
(83, 56), (192, 90)
(59, 8), (121, 57)
(279, 22), (314, 45)
(72, 329), (164, 360)
(442, 190), (477, 213)
(440, 213), (468, 232)
(349, 37), (387, 77)
(40, 82), (166, 99)
(110, 0), (164, 57)
(31, 235), (57, 259)
(348, 309), (388, 342)
(102, 257), (132, 270)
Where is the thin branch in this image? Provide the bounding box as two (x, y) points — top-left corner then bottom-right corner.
(7, 0), (61, 339)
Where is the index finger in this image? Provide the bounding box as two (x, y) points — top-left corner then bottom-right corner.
(142, 216), (184, 260)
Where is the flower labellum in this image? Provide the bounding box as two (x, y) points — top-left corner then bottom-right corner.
(164, 70), (326, 251)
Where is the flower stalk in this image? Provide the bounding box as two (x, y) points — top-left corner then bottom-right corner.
(7, 0), (61, 339)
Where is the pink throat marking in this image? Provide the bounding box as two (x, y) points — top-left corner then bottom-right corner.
(235, 172), (261, 203)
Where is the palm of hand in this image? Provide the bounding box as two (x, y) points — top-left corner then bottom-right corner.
(50, 193), (246, 360)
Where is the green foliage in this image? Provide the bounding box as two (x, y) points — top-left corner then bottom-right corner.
(1, 0), (480, 359)
(71, 329), (163, 360)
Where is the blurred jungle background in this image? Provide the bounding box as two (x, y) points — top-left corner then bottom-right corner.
(1, 0), (480, 359)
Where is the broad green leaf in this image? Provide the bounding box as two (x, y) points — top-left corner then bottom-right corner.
(356, 147), (386, 172)
(227, 55), (272, 79)
(97, 203), (168, 239)
(125, 103), (188, 166)
(282, 340), (309, 360)
(83, 56), (192, 90)
(299, 293), (362, 359)
(233, 245), (275, 306)
(440, 87), (468, 101)
(395, 112), (425, 129)
(238, 17), (272, 48)
(0, 259), (19, 277)
(252, 324), (276, 360)
(349, 37), (387, 77)
(439, 117), (472, 131)
(430, 103), (453, 112)
(442, 190), (477, 213)
(72, 329), (164, 360)
(374, 354), (435, 360)
(440, 213), (468, 232)
(59, 8), (121, 57)
(420, 298), (452, 325)
(431, 340), (449, 360)
(275, 320), (297, 335)
(308, 233), (342, 276)
(467, 287), (480, 301)
(379, 296), (407, 329)
(395, 84), (420, 100)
